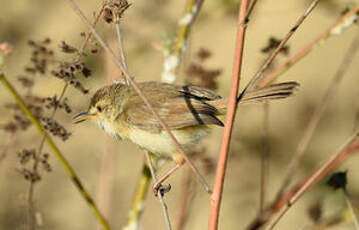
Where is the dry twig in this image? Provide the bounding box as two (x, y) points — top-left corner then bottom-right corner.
(248, 0), (322, 91)
(275, 31), (359, 203)
(264, 133), (359, 230)
(208, 1), (249, 229)
(145, 152), (172, 230)
(258, 4), (359, 87)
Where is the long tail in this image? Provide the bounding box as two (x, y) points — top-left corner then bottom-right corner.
(238, 81), (299, 104)
(209, 81), (299, 113)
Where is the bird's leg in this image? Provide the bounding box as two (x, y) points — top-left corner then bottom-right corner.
(153, 152), (212, 195)
(153, 152), (185, 195)
(153, 163), (182, 195)
(153, 163), (183, 194)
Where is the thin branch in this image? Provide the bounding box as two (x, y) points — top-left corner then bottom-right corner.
(0, 72), (110, 230)
(161, 0), (204, 83)
(242, 0), (258, 24)
(144, 152), (172, 230)
(80, 3), (107, 52)
(258, 4), (359, 87)
(208, 1), (249, 230)
(264, 133), (359, 230)
(275, 31), (359, 202)
(247, 0), (321, 91)
(115, 23), (130, 85)
(66, 0), (211, 193)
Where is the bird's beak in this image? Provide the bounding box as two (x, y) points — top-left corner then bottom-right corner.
(72, 111), (95, 124)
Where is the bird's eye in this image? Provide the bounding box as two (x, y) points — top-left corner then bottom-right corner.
(97, 106), (103, 112)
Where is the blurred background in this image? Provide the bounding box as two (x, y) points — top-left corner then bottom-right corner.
(1, 0), (359, 229)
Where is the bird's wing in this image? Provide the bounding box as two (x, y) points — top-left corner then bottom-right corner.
(123, 82), (223, 132)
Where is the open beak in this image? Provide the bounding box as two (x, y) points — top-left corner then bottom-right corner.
(72, 111), (95, 124)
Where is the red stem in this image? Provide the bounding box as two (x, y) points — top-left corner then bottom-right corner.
(208, 1), (249, 229)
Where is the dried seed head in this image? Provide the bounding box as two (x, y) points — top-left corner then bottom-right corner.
(25, 39), (55, 76)
(59, 41), (78, 54)
(41, 117), (72, 141)
(103, 7), (114, 23)
(103, 0), (131, 24)
(17, 149), (36, 165)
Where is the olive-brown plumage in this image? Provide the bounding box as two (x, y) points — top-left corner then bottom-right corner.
(74, 81), (298, 163)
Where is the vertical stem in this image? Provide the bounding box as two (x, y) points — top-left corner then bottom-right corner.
(144, 152), (172, 230)
(208, 1), (249, 229)
(123, 163), (152, 230)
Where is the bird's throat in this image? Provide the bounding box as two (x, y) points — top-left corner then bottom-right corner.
(95, 119), (122, 140)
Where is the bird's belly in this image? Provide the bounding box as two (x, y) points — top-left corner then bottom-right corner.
(128, 126), (210, 156)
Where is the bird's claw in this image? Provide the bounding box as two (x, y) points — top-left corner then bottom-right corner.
(153, 183), (171, 197)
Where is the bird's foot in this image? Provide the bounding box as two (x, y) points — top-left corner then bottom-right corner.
(153, 183), (171, 197)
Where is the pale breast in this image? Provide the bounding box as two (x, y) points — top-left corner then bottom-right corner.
(128, 125), (210, 157)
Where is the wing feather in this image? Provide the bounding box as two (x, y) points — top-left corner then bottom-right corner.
(123, 82), (223, 132)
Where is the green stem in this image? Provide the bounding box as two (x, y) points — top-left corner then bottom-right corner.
(123, 161), (154, 230)
(0, 71), (110, 230)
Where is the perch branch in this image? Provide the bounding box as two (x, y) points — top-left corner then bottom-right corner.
(208, 1), (249, 229)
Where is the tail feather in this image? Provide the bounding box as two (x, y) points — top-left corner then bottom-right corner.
(209, 81), (299, 113)
(239, 81), (299, 104)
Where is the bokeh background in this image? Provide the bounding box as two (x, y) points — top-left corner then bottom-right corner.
(1, 0), (359, 229)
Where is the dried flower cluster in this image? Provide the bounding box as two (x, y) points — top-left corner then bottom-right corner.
(185, 48), (221, 91)
(17, 149), (51, 182)
(0, 39), (75, 140)
(1, 95), (44, 134)
(25, 38), (54, 75)
(43, 96), (72, 114)
(41, 117), (71, 141)
(51, 41), (92, 95)
(103, 0), (131, 24)
(51, 60), (90, 94)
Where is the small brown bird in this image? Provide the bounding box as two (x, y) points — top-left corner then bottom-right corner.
(73, 81), (298, 190)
